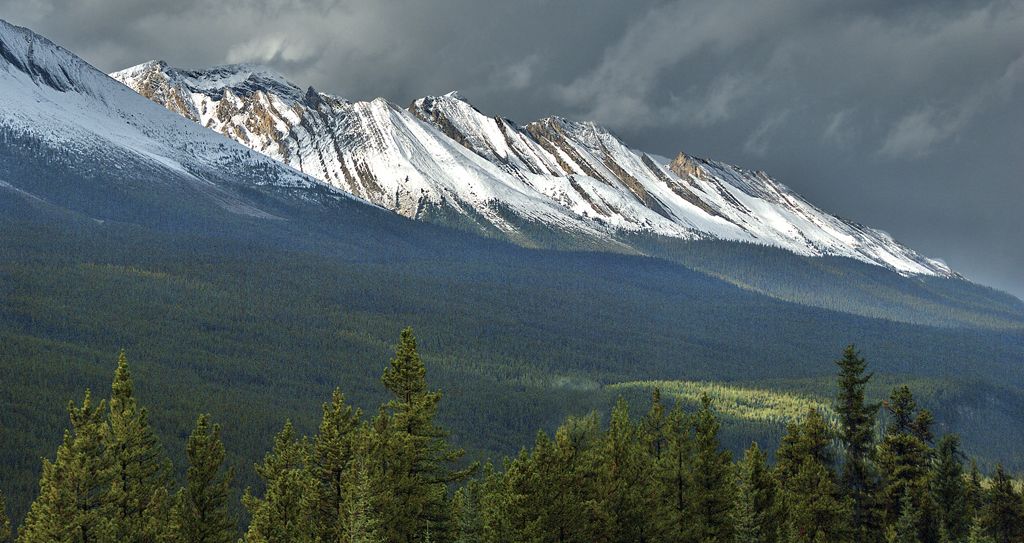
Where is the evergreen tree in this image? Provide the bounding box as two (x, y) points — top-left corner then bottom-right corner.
(373, 328), (475, 543)
(776, 409), (851, 543)
(888, 495), (922, 543)
(18, 391), (115, 543)
(0, 489), (10, 543)
(312, 388), (362, 542)
(689, 394), (735, 543)
(450, 478), (483, 543)
(641, 388), (668, 460)
(877, 386), (933, 529)
(775, 408), (833, 487)
(930, 435), (968, 542)
(242, 420), (316, 543)
(171, 414), (235, 543)
(477, 462), (515, 543)
(494, 419), (575, 542)
(339, 431), (382, 543)
(106, 351), (173, 542)
(522, 414), (608, 543)
(915, 490), (941, 543)
(968, 516), (995, 543)
(965, 460), (984, 521)
(732, 442), (782, 543)
(784, 459), (852, 543)
(835, 345), (882, 541)
(597, 398), (653, 543)
(654, 402), (692, 541)
(979, 465), (1024, 543)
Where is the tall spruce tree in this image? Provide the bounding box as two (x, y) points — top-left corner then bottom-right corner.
(339, 430), (382, 543)
(732, 442), (782, 543)
(931, 435), (968, 542)
(835, 345), (882, 541)
(476, 463), (513, 543)
(597, 398), (652, 543)
(242, 420), (317, 543)
(889, 494), (923, 543)
(979, 465), (1024, 543)
(688, 394), (735, 543)
(0, 489), (10, 543)
(540, 414), (608, 543)
(965, 460), (984, 521)
(641, 388), (668, 461)
(877, 386), (933, 531)
(106, 351), (173, 542)
(655, 402), (692, 541)
(312, 389), (362, 542)
(450, 480), (482, 543)
(775, 409), (833, 487)
(171, 414), (235, 543)
(492, 415), (597, 543)
(18, 391), (115, 543)
(776, 409), (852, 543)
(373, 327), (474, 543)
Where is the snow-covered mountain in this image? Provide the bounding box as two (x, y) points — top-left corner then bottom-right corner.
(0, 19), (357, 226)
(112, 61), (952, 276)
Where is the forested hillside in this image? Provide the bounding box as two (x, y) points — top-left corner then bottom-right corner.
(5, 334), (1024, 543)
(3, 201), (1024, 528)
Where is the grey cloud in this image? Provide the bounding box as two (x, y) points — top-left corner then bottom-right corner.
(880, 46), (1024, 157)
(744, 110), (790, 156)
(823, 110), (856, 147)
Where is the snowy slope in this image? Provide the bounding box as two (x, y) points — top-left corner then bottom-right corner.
(113, 61), (952, 276)
(0, 20), (357, 224)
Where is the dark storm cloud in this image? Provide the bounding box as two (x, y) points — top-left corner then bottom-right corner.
(3, 0), (1023, 297)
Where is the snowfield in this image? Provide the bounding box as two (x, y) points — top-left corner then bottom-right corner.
(112, 60), (952, 277)
(0, 14), (949, 278)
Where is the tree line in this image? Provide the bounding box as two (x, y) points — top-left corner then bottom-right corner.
(2, 334), (1023, 542)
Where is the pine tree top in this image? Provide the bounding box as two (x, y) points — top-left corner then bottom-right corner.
(382, 327), (428, 404)
(112, 349), (133, 403)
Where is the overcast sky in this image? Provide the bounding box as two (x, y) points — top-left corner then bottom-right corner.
(4, 0), (1023, 298)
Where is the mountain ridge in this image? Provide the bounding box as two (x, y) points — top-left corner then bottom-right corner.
(111, 60), (954, 277)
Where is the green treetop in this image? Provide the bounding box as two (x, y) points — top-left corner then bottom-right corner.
(18, 390), (115, 543)
(776, 408), (852, 543)
(172, 414), (235, 543)
(733, 442), (783, 543)
(979, 465), (1024, 543)
(877, 386), (933, 530)
(597, 397), (654, 543)
(654, 402), (692, 541)
(931, 434), (969, 542)
(688, 394), (735, 543)
(312, 389), (362, 542)
(107, 350), (174, 542)
(242, 420), (317, 543)
(835, 345), (882, 541)
(373, 327), (474, 543)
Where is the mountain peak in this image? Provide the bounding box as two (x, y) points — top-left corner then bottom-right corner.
(410, 90), (476, 111)
(113, 61), (304, 102)
(112, 54), (955, 278)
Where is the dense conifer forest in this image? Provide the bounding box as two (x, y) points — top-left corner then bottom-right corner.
(3, 331), (1022, 542)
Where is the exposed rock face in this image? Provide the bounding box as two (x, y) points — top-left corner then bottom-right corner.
(669, 152), (703, 180)
(111, 61), (955, 277)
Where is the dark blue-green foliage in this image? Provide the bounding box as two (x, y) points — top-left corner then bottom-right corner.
(2, 126), (1023, 527)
